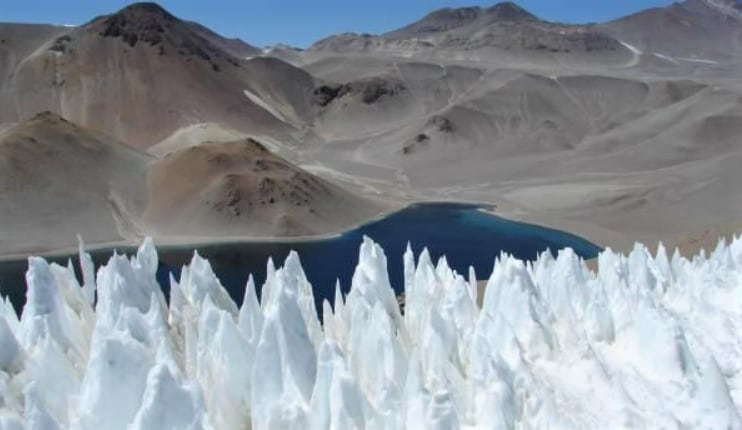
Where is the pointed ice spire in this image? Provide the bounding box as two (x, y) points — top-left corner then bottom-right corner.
(135, 237), (159, 277)
(20, 257), (71, 350)
(284, 251), (323, 349)
(417, 247), (432, 274)
(0, 316), (22, 372)
(322, 300), (334, 333)
(73, 334), (155, 430)
(730, 234), (742, 265)
(403, 348), (425, 424)
(260, 257), (276, 310)
(309, 340), (367, 430)
(24, 383), (60, 430)
(0, 295), (19, 330)
(168, 273), (184, 322)
(77, 235), (96, 306)
(403, 242), (415, 297)
(654, 242), (672, 288)
(712, 237), (734, 270)
(251, 253), (317, 430)
(349, 302), (406, 419)
(238, 275), (263, 345)
(347, 236), (408, 350)
(180, 251), (237, 316)
(468, 266), (477, 307)
(198, 297), (253, 430)
(333, 280), (344, 314)
(329, 282), (348, 349)
(129, 362), (211, 430)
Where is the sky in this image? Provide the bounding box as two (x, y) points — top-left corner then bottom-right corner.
(1, 0), (675, 48)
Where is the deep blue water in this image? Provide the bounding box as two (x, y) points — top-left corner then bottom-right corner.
(0, 203), (601, 314)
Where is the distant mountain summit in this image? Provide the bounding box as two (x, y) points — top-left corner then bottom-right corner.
(387, 7), (482, 36)
(307, 0), (742, 64)
(600, 0), (742, 60)
(486, 1), (539, 20)
(88, 2), (260, 59)
(384, 2), (537, 38)
(311, 1), (626, 60)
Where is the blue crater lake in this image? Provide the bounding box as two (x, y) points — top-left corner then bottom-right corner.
(0, 203), (601, 313)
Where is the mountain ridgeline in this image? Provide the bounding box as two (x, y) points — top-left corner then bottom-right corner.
(0, 0), (742, 255)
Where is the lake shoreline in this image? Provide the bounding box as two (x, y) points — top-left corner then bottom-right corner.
(0, 202), (404, 263)
(0, 202), (602, 316)
(0, 199), (504, 263)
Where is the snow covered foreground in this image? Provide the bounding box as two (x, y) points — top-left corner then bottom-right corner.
(2, 237), (742, 429)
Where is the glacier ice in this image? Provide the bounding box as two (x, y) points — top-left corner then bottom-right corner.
(1, 235), (742, 429)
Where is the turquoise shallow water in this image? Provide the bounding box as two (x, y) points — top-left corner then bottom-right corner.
(0, 203), (601, 313)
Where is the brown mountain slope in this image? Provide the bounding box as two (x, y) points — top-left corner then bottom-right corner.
(0, 112), (152, 255)
(183, 20), (261, 59)
(142, 138), (387, 238)
(0, 113), (389, 255)
(0, 23), (68, 85)
(0, 2), (318, 149)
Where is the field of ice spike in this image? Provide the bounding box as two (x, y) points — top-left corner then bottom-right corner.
(1, 235), (742, 429)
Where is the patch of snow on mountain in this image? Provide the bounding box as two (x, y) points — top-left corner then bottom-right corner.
(2, 235), (742, 429)
(619, 41), (642, 67)
(653, 52), (679, 64)
(701, 0), (742, 18)
(243, 89), (289, 123)
(677, 57), (720, 64)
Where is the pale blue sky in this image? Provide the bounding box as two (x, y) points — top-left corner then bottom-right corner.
(0, 1), (675, 48)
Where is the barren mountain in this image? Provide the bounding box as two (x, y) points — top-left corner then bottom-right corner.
(143, 138), (386, 238)
(307, 2), (632, 65)
(1, 1), (742, 256)
(386, 2), (620, 53)
(0, 112), (387, 255)
(296, 1), (742, 252)
(0, 2), (317, 149)
(0, 23), (68, 89)
(384, 2), (538, 37)
(601, 0), (742, 62)
(0, 112), (152, 255)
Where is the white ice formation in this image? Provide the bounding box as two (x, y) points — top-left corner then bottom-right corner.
(2, 235), (742, 429)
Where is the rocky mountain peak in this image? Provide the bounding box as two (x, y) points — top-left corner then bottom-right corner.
(384, 1), (541, 39)
(114, 2), (176, 21)
(407, 6), (483, 34)
(92, 2), (178, 47)
(428, 6), (483, 21)
(74, 1), (244, 72)
(486, 1), (539, 21)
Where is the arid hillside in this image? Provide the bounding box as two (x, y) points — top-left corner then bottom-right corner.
(1, 1), (742, 255)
